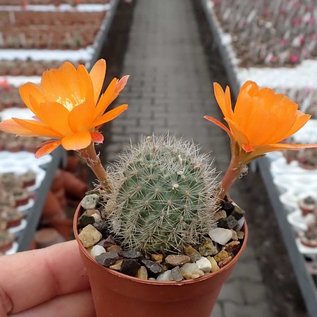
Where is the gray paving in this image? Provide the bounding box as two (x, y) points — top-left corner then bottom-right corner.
(106, 0), (274, 316)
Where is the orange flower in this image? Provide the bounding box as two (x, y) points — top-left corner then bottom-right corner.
(205, 81), (317, 162)
(0, 59), (128, 157)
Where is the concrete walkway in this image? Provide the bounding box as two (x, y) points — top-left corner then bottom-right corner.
(106, 0), (274, 316)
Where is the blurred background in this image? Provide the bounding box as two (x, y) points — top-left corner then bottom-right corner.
(1, 0), (317, 316)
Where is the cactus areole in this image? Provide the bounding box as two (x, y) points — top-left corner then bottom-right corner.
(104, 135), (219, 253)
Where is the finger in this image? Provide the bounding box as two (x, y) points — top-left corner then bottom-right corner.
(0, 240), (90, 314)
(11, 290), (95, 317)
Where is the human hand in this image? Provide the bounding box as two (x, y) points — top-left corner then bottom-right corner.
(0, 240), (95, 317)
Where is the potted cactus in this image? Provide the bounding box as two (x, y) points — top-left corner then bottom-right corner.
(0, 59), (316, 317)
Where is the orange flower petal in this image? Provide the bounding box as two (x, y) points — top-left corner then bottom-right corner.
(35, 140), (61, 158)
(91, 131), (104, 143)
(61, 131), (92, 150)
(225, 118), (250, 147)
(12, 118), (62, 138)
(19, 83), (46, 113)
(68, 100), (95, 133)
(77, 65), (95, 106)
(41, 69), (66, 102)
(89, 59), (106, 103)
(265, 143), (317, 151)
(93, 104), (128, 127)
(282, 112), (311, 141)
(233, 81), (257, 128)
(213, 83), (233, 119)
(29, 98), (72, 136)
(0, 119), (35, 136)
(204, 115), (232, 138)
(95, 76), (129, 118)
(95, 78), (118, 117)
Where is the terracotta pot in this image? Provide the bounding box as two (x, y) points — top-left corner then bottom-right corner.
(74, 205), (248, 317)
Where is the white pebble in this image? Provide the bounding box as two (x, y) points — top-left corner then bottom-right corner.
(81, 194), (99, 209)
(196, 257), (211, 273)
(236, 217), (245, 231)
(208, 228), (233, 245)
(180, 263), (204, 280)
(90, 245), (106, 258)
(157, 270), (173, 281)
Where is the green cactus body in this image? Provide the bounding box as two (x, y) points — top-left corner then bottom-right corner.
(105, 136), (219, 253)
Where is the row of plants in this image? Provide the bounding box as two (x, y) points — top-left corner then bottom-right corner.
(0, 1), (115, 257)
(0, 11), (105, 49)
(208, 0), (317, 294)
(213, 0), (317, 67)
(0, 0), (110, 5)
(0, 59), (83, 76)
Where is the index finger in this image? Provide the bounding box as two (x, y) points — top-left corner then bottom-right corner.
(0, 240), (90, 315)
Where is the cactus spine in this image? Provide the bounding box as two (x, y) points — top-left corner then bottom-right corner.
(104, 135), (219, 253)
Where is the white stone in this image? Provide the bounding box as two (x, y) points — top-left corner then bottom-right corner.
(208, 228), (233, 245)
(90, 245), (106, 258)
(180, 263), (204, 280)
(236, 217), (245, 231)
(81, 194), (99, 210)
(195, 257), (212, 273)
(156, 270), (173, 281)
(92, 213), (102, 222)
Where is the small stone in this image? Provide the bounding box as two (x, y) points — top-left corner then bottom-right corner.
(165, 254), (191, 266)
(231, 230), (238, 241)
(120, 259), (141, 276)
(231, 203), (245, 220)
(214, 210), (227, 221)
(81, 194), (99, 209)
(92, 213), (102, 223)
(120, 249), (142, 259)
(221, 200), (234, 213)
(199, 239), (218, 256)
(225, 241), (241, 255)
(180, 263), (204, 280)
(102, 235), (116, 248)
(183, 245), (202, 262)
(93, 220), (109, 236)
(78, 224), (102, 248)
(96, 251), (120, 267)
(78, 214), (94, 228)
(141, 259), (163, 274)
(237, 231), (245, 240)
(85, 209), (100, 217)
(208, 228), (233, 245)
(107, 244), (122, 253)
(110, 259), (123, 271)
(217, 215), (238, 229)
(157, 270), (173, 281)
(136, 266), (148, 280)
(218, 256), (233, 268)
(171, 266), (183, 281)
(90, 245), (106, 258)
(214, 250), (230, 263)
(149, 277), (156, 281)
(207, 256), (220, 272)
(236, 217), (245, 231)
(151, 254), (164, 263)
(196, 257), (212, 273)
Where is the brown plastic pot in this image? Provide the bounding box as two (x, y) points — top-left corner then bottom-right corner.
(73, 205), (248, 317)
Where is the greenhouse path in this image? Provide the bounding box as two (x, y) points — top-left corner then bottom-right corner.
(104, 0), (274, 316)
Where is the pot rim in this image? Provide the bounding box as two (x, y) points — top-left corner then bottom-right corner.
(73, 203), (248, 286)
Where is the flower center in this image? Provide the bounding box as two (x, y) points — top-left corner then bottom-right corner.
(56, 95), (85, 111)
